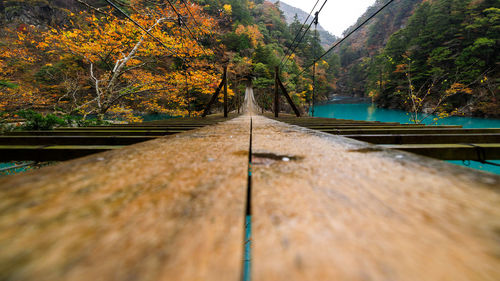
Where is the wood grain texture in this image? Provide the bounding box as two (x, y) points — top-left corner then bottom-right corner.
(0, 116), (251, 281)
(251, 115), (500, 281)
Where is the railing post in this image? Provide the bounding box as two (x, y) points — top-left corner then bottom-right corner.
(274, 66), (279, 117)
(202, 67), (226, 118)
(277, 75), (301, 117)
(223, 66), (228, 118)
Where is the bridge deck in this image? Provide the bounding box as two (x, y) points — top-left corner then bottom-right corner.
(251, 115), (500, 281)
(0, 89), (499, 280)
(0, 116), (250, 281)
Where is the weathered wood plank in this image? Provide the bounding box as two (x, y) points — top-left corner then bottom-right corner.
(0, 145), (124, 161)
(251, 115), (500, 281)
(347, 133), (500, 144)
(306, 125), (461, 130)
(55, 126), (202, 130)
(323, 128), (500, 135)
(303, 124), (426, 127)
(5, 130), (182, 136)
(383, 143), (500, 160)
(0, 136), (156, 146)
(0, 116), (250, 281)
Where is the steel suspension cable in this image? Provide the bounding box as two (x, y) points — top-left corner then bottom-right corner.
(280, 0), (329, 69)
(103, 0), (172, 50)
(311, 12), (319, 117)
(279, 0), (321, 66)
(179, 0), (220, 71)
(287, 0), (396, 86)
(164, 0), (212, 58)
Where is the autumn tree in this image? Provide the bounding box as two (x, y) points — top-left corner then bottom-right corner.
(37, 0), (223, 121)
(0, 26), (51, 113)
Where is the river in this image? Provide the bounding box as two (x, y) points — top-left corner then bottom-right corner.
(312, 98), (500, 175)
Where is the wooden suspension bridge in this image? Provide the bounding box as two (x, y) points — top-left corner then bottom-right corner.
(0, 88), (499, 281)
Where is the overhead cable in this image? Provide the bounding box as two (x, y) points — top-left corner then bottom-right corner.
(103, 0), (172, 50)
(164, 0), (212, 58)
(280, 0), (329, 68)
(279, 0), (321, 66)
(288, 0), (396, 85)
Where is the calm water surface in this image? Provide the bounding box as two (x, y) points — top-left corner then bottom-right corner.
(313, 102), (500, 175)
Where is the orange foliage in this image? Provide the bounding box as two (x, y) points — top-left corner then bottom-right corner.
(235, 24), (263, 47)
(2, 1), (224, 120)
(0, 27), (51, 112)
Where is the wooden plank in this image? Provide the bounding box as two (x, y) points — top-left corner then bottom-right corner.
(84, 125), (205, 128)
(303, 125), (461, 128)
(0, 116), (250, 281)
(282, 121), (392, 125)
(346, 133), (500, 144)
(251, 115), (500, 281)
(5, 130), (182, 136)
(0, 136), (156, 146)
(305, 125), (461, 130)
(382, 143), (500, 160)
(54, 127), (198, 131)
(0, 145), (124, 161)
(323, 128), (500, 135)
(289, 123), (431, 127)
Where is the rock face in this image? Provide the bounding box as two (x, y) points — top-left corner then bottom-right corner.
(0, 0), (101, 28)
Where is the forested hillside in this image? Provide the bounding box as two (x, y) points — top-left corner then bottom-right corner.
(335, 0), (499, 119)
(0, 0), (332, 124)
(267, 0), (337, 47)
(2, 0), (495, 123)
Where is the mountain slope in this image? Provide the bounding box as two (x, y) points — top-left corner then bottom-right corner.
(267, 0), (337, 46)
(334, 0), (500, 118)
(333, 0), (423, 97)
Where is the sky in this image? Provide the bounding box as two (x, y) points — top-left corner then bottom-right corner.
(279, 0), (376, 37)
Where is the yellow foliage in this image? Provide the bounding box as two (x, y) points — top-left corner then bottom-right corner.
(223, 4), (232, 15)
(445, 83), (473, 95)
(33, 3), (221, 118)
(235, 24), (263, 47)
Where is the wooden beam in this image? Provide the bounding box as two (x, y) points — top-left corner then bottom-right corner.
(274, 67), (279, 117)
(223, 66), (228, 118)
(250, 115), (500, 281)
(0, 136), (156, 146)
(382, 143), (500, 160)
(5, 130), (183, 136)
(62, 125), (205, 128)
(0, 145), (123, 161)
(0, 116), (250, 281)
(276, 75), (301, 117)
(323, 128), (500, 135)
(305, 125), (461, 130)
(346, 133), (500, 144)
(202, 69), (226, 117)
(54, 127), (198, 131)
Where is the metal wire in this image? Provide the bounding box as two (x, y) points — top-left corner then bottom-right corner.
(287, 0), (396, 86)
(103, 0), (172, 50)
(280, 0), (329, 69)
(279, 0), (321, 66)
(164, 0), (212, 58)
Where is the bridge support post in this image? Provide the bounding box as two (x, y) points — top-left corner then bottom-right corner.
(202, 66), (227, 118)
(274, 67), (280, 117)
(274, 66), (301, 118)
(223, 66), (228, 118)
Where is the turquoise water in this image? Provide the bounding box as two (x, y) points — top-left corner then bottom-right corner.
(313, 103), (500, 175)
(314, 103), (500, 128)
(0, 162), (35, 176)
